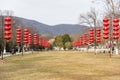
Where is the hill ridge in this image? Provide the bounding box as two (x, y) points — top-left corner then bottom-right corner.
(13, 17), (89, 35)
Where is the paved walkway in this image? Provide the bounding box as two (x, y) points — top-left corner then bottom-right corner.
(0, 52), (31, 58)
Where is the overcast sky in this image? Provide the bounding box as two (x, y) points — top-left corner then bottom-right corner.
(0, 0), (93, 25)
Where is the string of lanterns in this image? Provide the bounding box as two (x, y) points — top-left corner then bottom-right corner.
(72, 18), (119, 47)
(4, 17), (50, 50)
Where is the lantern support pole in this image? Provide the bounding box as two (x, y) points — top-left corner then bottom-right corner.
(17, 44), (20, 53)
(21, 28), (23, 56)
(3, 40), (6, 54)
(1, 15), (4, 60)
(38, 35), (40, 54)
(94, 26), (97, 55)
(3, 19), (6, 57)
(103, 18), (112, 58)
(109, 17), (112, 58)
(116, 40), (119, 55)
(32, 34), (33, 54)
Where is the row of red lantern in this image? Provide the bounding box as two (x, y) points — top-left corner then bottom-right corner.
(103, 18), (119, 39)
(73, 18), (120, 47)
(39, 37), (50, 47)
(16, 29), (21, 44)
(39, 37), (42, 46)
(28, 33), (32, 45)
(72, 28), (101, 47)
(3, 17), (49, 47)
(79, 36), (82, 45)
(103, 18), (109, 39)
(34, 33), (38, 45)
(42, 40), (50, 47)
(72, 40), (79, 47)
(89, 28), (101, 44)
(4, 16), (11, 40)
(16, 28), (29, 44)
(96, 28), (101, 42)
(16, 28), (50, 47)
(89, 28), (94, 44)
(113, 18), (119, 39)
(33, 34), (50, 47)
(83, 34), (87, 45)
(23, 29), (29, 44)
(72, 34), (87, 47)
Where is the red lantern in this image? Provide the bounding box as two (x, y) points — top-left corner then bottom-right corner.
(16, 28), (21, 44)
(46, 41), (50, 47)
(47, 41), (50, 47)
(74, 41), (77, 47)
(77, 40), (80, 47)
(44, 40), (49, 47)
(28, 33), (32, 45)
(4, 17), (11, 40)
(96, 28), (101, 42)
(47, 43), (50, 47)
(44, 40), (47, 47)
(39, 37), (43, 46)
(72, 41), (76, 47)
(34, 33), (38, 45)
(42, 39), (45, 47)
(89, 28), (94, 44)
(103, 35), (109, 39)
(72, 42), (74, 47)
(79, 36), (82, 46)
(23, 28), (29, 43)
(103, 18), (109, 39)
(83, 34), (87, 45)
(76, 40), (79, 47)
(113, 18), (119, 39)
(73, 40), (77, 47)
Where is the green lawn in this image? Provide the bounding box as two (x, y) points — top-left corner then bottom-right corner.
(0, 51), (120, 80)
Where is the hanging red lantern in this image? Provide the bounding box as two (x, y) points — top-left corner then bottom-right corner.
(46, 41), (50, 47)
(83, 34), (87, 45)
(39, 37), (43, 46)
(28, 33), (32, 45)
(16, 28), (21, 44)
(42, 39), (45, 47)
(23, 28), (29, 43)
(79, 36), (82, 46)
(34, 33), (38, 45)
(72, 41), (76, 47)
(103, 18), (109, 39)
(4, 17), (11, 40)
(75, 41), (79, 47)
(73, 40), (78, 47)
(72, 42), (74, 47)
(44, 40), (47, 47)
(113, 18), (119, 39)
(96, 28), (101, 42)
(89, 28), (94, 44)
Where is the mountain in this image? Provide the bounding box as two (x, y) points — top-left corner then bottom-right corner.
(52, 24), (88, 35)
(13, 17), (89, 35)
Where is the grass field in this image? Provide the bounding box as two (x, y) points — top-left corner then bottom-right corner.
(0, 51), (120, 80)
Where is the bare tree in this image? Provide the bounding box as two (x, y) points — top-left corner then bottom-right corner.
(93, 0), (120, 18)
(93, 0), (120, 55)
(79, 8), (102, 28)
(79, 8), (103, 55)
